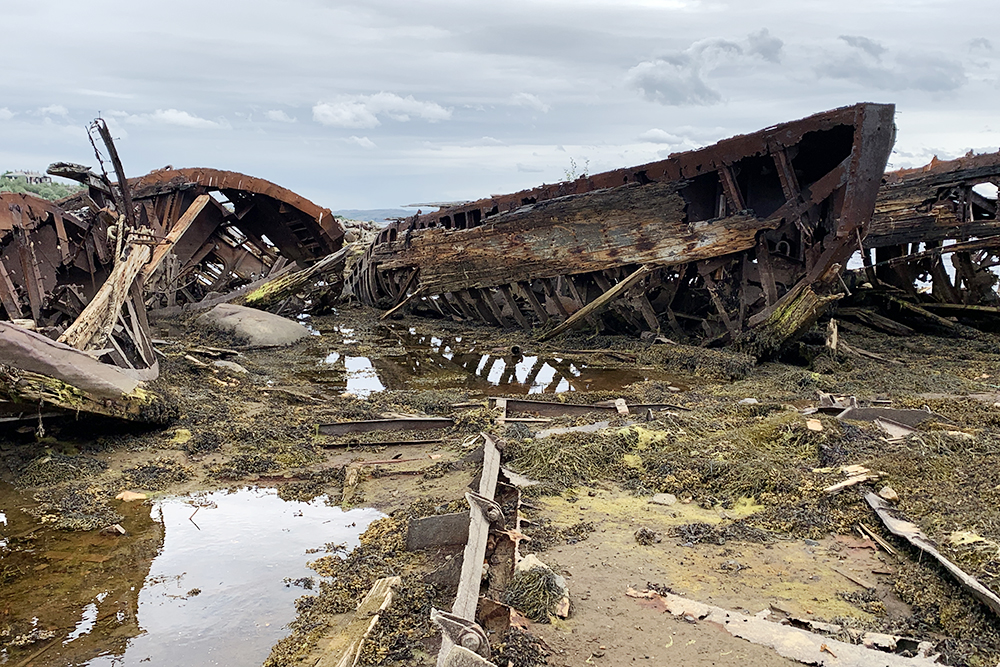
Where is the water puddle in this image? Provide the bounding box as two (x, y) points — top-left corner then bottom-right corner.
(0, 485), (382, 667)
(313, 328), (687, 397)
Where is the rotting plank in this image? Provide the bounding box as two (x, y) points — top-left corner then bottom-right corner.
(489, 397), (622, 417)
(436, 432), (502, 667)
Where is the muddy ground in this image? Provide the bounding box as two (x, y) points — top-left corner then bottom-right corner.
(4, 301), (1000, 666)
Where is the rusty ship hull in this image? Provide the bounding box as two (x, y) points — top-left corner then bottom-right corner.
(346, 103), (896, 353)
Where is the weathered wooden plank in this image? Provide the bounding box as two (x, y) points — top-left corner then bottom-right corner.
(59, 243), (152, 352)
(318, 417), (453, 436)
(866, 493), (1000, 618)
(373, 182), (764, 294)
(498, 283), (529, 329)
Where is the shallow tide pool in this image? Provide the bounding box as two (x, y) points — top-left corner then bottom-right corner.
(0, 487), (383, 667)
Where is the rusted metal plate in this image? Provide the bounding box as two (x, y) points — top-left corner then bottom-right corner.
(318, 417), (454, 436)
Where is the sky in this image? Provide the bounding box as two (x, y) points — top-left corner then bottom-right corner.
(1, 0), (997, 210)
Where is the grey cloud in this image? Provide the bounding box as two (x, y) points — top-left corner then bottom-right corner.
(839, 35), (886, 59)
(347, 136), (377, 149)
(510, 93), (550, 113)
(747, 28), (783, 63)
(39, 104), (69, 117)
(970, 37), (993, 51)
(627, 31), (780, 106)
(627, 55), (721, 105)
(817, 45), (966, 92)
(265, 110), (297, 123)
(108, 109), (229, 130)
(638, 128), (683, 144)
(313, 93), (451, 128)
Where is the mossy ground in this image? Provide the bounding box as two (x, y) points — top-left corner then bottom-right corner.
(5, 304), (1000, 665)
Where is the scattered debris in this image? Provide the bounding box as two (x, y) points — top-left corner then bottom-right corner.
(313, 576), (400, 667)
(626, 587), (939, 666)
(634, 527), (662, 545)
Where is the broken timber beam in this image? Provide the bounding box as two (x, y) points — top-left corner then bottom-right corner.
(314, 576), (401, 667)
(241, 244), (352, 310)
(433, 432), (501, 667)
(866, 492), (1000, 618)
(539, 265), (653, 341)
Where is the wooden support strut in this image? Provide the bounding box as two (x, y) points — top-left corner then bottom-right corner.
(498, 284), (530, 329)
(142, 194), (212, 282)
(436, 432), (502, 667)
(516, 281), (549, 324)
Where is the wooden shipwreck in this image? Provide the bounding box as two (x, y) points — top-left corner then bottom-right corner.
(0, 119), (343, 422)
(345, 103), (896, 355)
(858, 150), (1000, 312)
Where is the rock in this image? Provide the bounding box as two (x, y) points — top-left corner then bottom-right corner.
(803, 538), (820, 547)
(806, 419), (823, 431)
(213, 360), (249, 374)
(738, 398), (760, 405)
(878, 485), (899, 502)
(649, 493), (678, 506)
(115, 491), (147, 502)
(196, 303), (311, 347)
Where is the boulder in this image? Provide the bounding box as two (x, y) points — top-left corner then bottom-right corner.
(196, 304), (311, 347)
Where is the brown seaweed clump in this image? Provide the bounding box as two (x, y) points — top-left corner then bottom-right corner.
(504, 567), (564, 623)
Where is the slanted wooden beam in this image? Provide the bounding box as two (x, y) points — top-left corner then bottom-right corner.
(141, 194), (211, 282)
(59, 243), (152, 352)
(540, 265), (653, 341)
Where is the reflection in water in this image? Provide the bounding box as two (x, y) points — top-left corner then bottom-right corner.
(0, 485), (382, 667)
(315, 328), (688, 396)
(323, 352), (387, 397)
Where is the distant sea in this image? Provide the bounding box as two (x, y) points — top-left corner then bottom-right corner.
(331, 209), (420, 224)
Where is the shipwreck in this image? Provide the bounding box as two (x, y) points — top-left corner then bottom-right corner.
(0, 119), (343, 423)
(345, 103), (897, 355)
(849, 150), (1000, 325)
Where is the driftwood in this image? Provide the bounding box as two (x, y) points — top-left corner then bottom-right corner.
(314, 576), (400, 667)
(626, 586), (938, 666)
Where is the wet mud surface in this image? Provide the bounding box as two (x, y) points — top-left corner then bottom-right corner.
(4, 304), (1000, 665)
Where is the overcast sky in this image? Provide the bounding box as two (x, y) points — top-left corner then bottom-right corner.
(1, 0), (996, 210)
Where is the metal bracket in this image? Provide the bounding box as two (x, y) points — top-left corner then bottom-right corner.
(466, 491), (504, 525)
(431, 608), (491, 659)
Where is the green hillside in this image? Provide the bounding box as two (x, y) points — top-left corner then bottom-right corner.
(0, 173), (84, 201)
